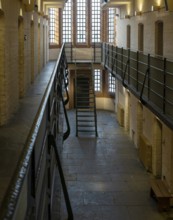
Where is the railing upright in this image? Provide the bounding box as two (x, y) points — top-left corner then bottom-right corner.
(102, 43), (173, 130)
(48, 134), (73, 220)
(128, 49), (130, 84)
(136, 51), (139, 91)
(147, 54), (151, 100)
(163, 58), (167, 114)
(121, 47), (123, 78)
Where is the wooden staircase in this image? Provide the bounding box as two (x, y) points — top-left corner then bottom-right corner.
(75, 64), (98, 137)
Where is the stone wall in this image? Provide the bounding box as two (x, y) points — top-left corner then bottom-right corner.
(116, 3), (173, 60)
(115, 80), (173, 192)
(0, 0), (49, 125)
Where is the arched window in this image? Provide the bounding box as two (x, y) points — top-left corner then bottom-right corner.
(138, 23), (144, 52)
(155, 21), (163, 56)
(126, 25), (131, 49)
(49, 8), (59, 45)
(62, 0), (72, 43)
(91, 0), (101, 43)
(108, 8), (115, 44)
(76, 0), (87, 43)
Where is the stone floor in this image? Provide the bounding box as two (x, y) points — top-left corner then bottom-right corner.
(59, 109), (173, 220)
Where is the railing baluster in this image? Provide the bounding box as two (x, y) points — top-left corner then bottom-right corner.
(163, 58), (167, 114)
(48, 134), (73, 220)
(147, 54), (151, 100)
(136, 51), (139, 91)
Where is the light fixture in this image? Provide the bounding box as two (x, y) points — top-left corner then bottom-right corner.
(151, 5), (160, 11)
(20, 8), (23, 16)
(124, 15), (130, 19)
(135, 11), (142, 16)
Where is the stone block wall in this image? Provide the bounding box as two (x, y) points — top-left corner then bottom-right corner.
(116, 6), (173, 60)
(0, 0), (49, 125)
(115, 80), (173, 192)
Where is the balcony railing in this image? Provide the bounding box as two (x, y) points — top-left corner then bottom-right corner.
(102, 43), (173, 130)
(0, 44), (72, 220)
(65, 42), (102, 63)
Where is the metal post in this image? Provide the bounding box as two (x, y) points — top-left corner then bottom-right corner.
(112, 44), (114, 71)
(121, 47), (123, 78)
(71, 42), (73, 62)
(116, 46), (118, 74)
(128, 49), (130, 84)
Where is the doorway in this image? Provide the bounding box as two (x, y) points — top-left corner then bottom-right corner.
(152, 118), (162, 177)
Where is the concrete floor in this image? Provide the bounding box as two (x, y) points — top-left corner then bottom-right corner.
(59, 110), (173, 220)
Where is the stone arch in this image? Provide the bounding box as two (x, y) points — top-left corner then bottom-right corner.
(125, 89), (130, 132)
(38, 22), (41, 73)
(31, 19), (34, 83)
(155, 20), (163, 56)
(138, 23), (144, 52)
(43, 24), (45, 67)
(0, 11), (6, 125)
(152, 118), (162, 177)
(137, 101), (143, 147)
(126, 25), (131, 49)
(18, 15), (25, 98)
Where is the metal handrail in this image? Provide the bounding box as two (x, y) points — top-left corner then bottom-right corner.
(48, 134), (73, 220)
(57, 83), (70, 140)
(140, 68), (150, 102)
(122, 58), (130, 87)
(102, 42), (173, 129)
(0, 43), (71, 219)
(63, 69), (70, 106)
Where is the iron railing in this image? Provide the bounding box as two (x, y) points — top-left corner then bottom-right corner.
(0, 44), (72, 220)
(102, 43), (173, 130)
(65, 42), (102, 63)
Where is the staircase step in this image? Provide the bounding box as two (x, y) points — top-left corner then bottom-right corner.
(76, 86), (93, 91)
(77, 130), (96, 133)
(77, 125), (95, 128)
(76, 94), (94, 97)
(75, 71), (97, 137)
(77, 105), (94, 107)
(77, 96), (94, 98)
(77, 100), (94, 104)
(77, 109), (94, 111)
(77, 115), (94, 117)
(77, 103), (94, 106)
(77, 120), (94, 122)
